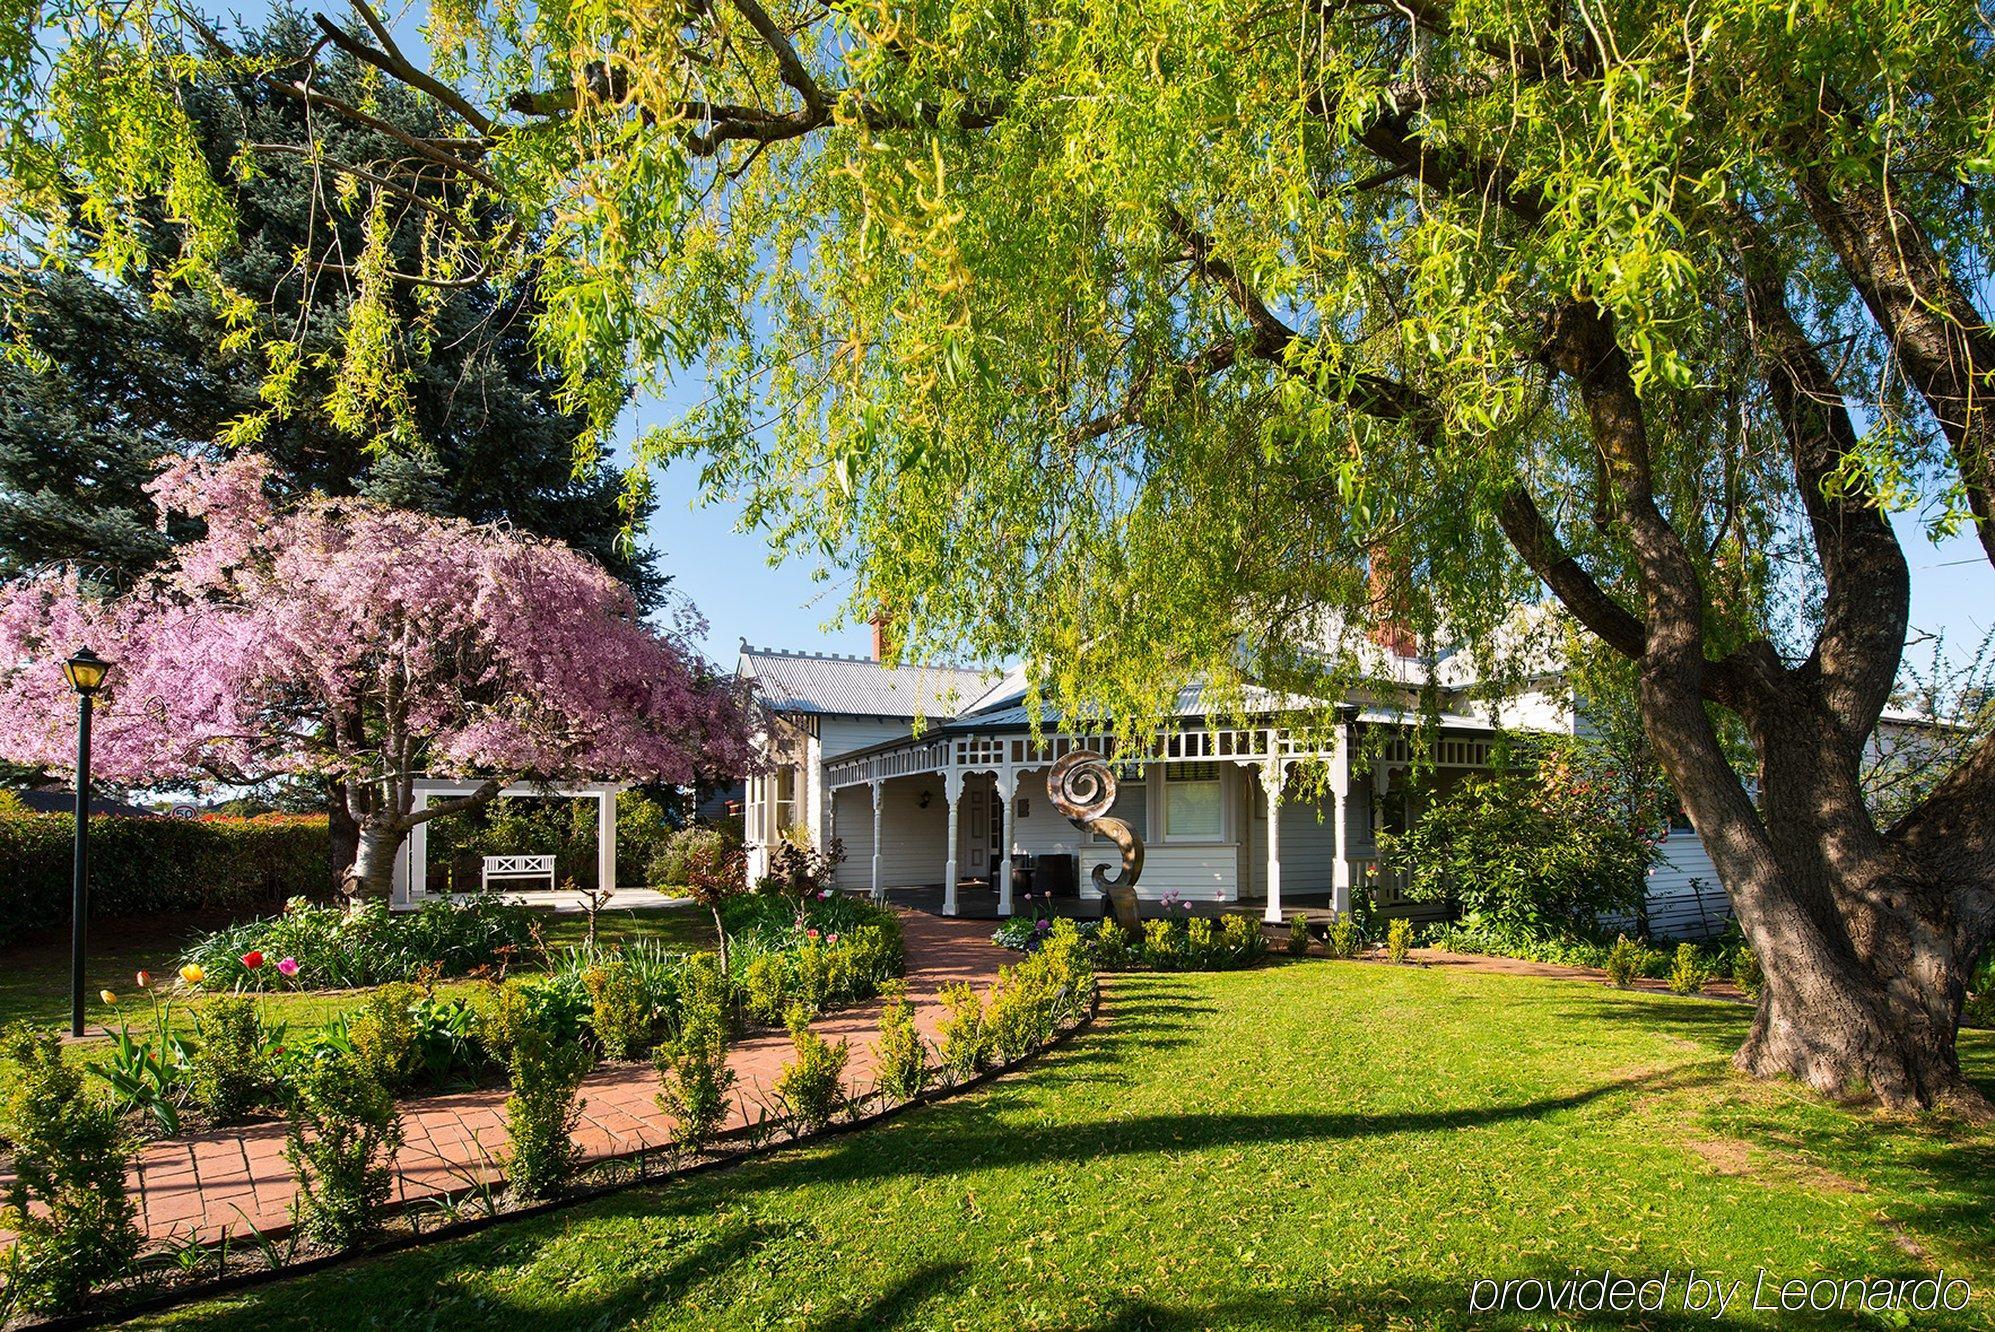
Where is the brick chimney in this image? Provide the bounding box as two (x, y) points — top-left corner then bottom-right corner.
(1367, 549), (1420, 659)
(870, 610), (891, 662)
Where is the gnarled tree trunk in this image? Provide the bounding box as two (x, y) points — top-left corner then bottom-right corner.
(338, 776), (503, 903)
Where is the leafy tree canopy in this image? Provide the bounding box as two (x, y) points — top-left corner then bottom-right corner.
(0, 9), (659, 601)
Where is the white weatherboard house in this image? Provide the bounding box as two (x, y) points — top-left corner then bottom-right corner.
(736, 624), (1739, 937)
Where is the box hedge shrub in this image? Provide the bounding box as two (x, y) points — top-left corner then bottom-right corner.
(0, 811), (329, 946)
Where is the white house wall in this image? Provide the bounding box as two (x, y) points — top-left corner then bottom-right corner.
(829, 778), (951, 890)
(1599, 828), (1735, 941)
(820, 717), (921, 757)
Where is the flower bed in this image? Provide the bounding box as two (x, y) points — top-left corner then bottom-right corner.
(79, 894), (907, 1142)
(176, 896), (536, 992)
(993, 897), (1268, 972)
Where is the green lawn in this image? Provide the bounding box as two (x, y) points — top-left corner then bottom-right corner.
(0, 903), (714, 1042)
(126, 960), (1994, 1330)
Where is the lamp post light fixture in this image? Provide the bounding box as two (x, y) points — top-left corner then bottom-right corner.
(62, 648), (112, 1039)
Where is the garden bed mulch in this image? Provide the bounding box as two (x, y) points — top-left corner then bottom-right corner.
(1394, 946), (1750, 1002)
(0, 910), (1009, 1255)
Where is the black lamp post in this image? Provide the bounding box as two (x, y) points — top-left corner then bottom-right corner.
(61, 647), (112, 1039)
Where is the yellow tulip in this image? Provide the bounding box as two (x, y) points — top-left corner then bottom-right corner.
(179, 964), (205, 985)
(100, 989), (117, 1005)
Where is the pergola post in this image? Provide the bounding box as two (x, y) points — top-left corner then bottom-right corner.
(994, 767), (1017, 917)
(408, 794), (430, 904)
(869, 778), (885, 903)
(1261, 751), (1286, 925)
(597, 788), (617, 893)
(942, 769), (964, 917)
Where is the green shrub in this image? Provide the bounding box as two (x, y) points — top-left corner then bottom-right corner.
(613, 790), (682, 883)
(1733, 943), (1764, 1001)
(0, 812), (328, 947)
(285, 1051), (403, 1250)
(1092, 921), (1134, 969)
(1386, 918), (1414, 965)
(1184, 916), (1217, 967)
(655, 957), (737, 1151)
(486, 981), (592, 1201)
(0, 1026), (141, 1315)
(188, 996), (273, 1125)
(871, 981), (930, 1104)
(1325, 915), (1362, 959)
(773, 1006), (849, 1134)
(936, 981), (987, 1085)
(584, 957), (654, 1059)
(1141, 918), (1181, 968)
(649, 821), (744, 889)
(1038, 918), (1098, 1010)
(1220, 913), (1267, 965)
(1380, 736), (1660, 940)
(984, 957), (1063, 1063)
(1604, 935), (1647, 988)
(1286, 913), (1312, 956)
(1668, 942), (1712, 996)
(741, 952), (787, 1025)
(349, 983), (421, 1089)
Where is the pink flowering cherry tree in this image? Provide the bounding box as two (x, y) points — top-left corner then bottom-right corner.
(0, 455), (753, 899)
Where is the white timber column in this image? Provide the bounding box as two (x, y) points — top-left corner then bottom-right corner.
(1261, 752), (1286, 924)
(869, 779), (885, 903)
(1330, 707), (1356, 918)
(994, 767), (1018, 917)
(408, 792), (430, 904)
(942, 769), (965, 917)
(597, 786), (617, 895)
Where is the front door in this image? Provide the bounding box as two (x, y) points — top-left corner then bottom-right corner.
(966, 784), (989, 877)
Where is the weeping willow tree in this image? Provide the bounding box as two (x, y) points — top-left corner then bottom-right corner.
(4, 0), (1993, 1110)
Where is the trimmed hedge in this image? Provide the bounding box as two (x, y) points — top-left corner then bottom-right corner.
(0, 812), (330, 946)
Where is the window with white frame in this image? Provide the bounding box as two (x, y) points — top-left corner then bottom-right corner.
(1164, 762), (1224, 841)
(772, 765), (798, 836)
(1092, 767), (1147, 841)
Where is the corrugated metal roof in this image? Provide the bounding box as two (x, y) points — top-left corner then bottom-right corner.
(738, 645), (991, 719)
(938, 687), (1493, 733)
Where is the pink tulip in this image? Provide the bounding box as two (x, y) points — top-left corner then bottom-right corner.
(276, 957), (299, 977)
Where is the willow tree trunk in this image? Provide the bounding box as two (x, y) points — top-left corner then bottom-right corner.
(1651, 678), (1990, 1112)
(1723, 834), (1978, 1110)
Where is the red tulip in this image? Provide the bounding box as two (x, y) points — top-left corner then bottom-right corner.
(241, 950), (265, 970)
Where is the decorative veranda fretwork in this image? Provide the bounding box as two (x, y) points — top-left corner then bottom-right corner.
(822, 721), (1496, 792)
(1047, 749), (1143, 933)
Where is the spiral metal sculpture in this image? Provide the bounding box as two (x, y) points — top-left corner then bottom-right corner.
(1048, 749), (1144, 932)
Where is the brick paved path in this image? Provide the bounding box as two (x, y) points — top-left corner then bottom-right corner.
(8, 911), (1008, 1248)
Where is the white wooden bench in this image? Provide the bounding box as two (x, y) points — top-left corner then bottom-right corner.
(481, 853), (557, 892)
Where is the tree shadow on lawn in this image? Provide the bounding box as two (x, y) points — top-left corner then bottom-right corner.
(1543, 989), (1995, 1268)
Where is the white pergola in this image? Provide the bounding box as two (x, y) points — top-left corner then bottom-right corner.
(393, 779), (621, 906)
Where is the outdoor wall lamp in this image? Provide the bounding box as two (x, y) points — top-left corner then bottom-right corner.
(918, 789), (932, 809)
(62, 647), (113, 1039)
